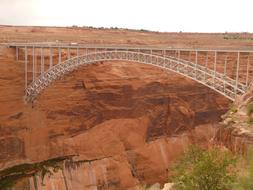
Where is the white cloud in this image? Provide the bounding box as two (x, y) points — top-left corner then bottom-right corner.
(0, 0), (252, 32)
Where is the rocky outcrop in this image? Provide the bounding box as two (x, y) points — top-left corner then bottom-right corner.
(0, 26), (239, 189)
(0, 44), (230, 189)
(215, 84), (253, 153)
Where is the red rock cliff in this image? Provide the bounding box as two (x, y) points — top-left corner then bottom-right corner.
(2, 26), (249, 190)
(0, 46), (230, 190)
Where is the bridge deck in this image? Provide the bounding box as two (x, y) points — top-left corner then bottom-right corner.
(3, 42), (253, 53)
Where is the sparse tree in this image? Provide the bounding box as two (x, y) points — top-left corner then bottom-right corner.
(170, 145), (237, 190)
(234, 149), (253, 190)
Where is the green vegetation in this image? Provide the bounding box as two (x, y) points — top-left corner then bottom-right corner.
(170, 146), (237, 190)
(229, 104), (238, 114)
(140, 29), (149, 32)
(234, 149), (253, 190)
(246, 102), (253, 116)
(223, 34), (253, 41)
(0, 156), (71, 190)
(246, 102), (253, 124)
(170, 145), (253, 190)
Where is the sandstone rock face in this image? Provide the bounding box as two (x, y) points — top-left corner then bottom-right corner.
(162, 183), (175, 190)
(215, 84), (253, 154)
(0, 45), (230, 189)
(0, 27), (236, 189)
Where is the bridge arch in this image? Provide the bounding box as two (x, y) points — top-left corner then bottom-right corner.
(25, 50), (246, 101)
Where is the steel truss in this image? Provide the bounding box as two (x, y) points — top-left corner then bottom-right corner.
(3, 43), (252, 102)
(25, 50), (246, 101)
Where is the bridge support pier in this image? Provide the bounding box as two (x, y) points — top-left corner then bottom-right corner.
(246, 55), (250, 87)
(213, 51), (217, 84)
(50, 47), (53, 68)
(77, 47), (79, 57)
(41, 48), (44, 74)
(58, 47), (61, 64)
(223, 55), (228, 93)
(178, 50), (180, 59)
(195, 51), (198, 78)
(235, 52), (240, 97)
(32, 46), (35, 82)
(25, 46), (28, 91)
(16, 47), (18, 61)
(204, 52), (208, 82)
(67, 48), (70, 59)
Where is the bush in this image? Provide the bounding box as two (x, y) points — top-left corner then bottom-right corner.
(140, 29), (149, 32)
(246, 102), (253, 124)
(229, 104), (238, 114)
(246, 102), (253, 116)
(234, 149), (253, 190)
(170, 145), (237, 190)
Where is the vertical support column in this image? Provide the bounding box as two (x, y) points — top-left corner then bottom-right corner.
(77, 47), (79, 57)
(58, 47), (61, 64)
(204, 52), (208, 82)
(34, 48), (37, 80)
(25, 46), (28, 91)
(50, 47), (53, 68)
(213, 51), (217, 84)
(84, 47), (87, 55)
(223, 55), (228, 93)
(246, 54), (250, 87)
(67, 47), (70, 59)
(16, 47), (19, 61)
(138, 49), (140, 62)
(163, 50), (165, 68)
(224, 55), (228, 76)
(41, 48), (44, 74)
(178, 50), (181, 72)
(150, 49), (153, 64)
(235, 52), (240, 96)
(188, 51), (191, 62)
(94, 48), (97, 60)
(195, 50), (198, 78)
(32, 46), (35, 82)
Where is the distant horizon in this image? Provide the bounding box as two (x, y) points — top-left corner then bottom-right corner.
(0, 0), (253, 33)
(1, 24), (253, 34)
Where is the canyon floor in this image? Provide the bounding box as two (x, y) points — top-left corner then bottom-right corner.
(0, 26), (253, 190)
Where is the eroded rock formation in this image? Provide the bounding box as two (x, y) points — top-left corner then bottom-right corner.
(5, 26), (253, 189)
(0, 44), (230, 189)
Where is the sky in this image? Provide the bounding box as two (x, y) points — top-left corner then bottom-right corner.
(0, 0), (252, 32)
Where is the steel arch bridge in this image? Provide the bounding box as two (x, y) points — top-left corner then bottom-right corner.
(4, 43), (253, 101)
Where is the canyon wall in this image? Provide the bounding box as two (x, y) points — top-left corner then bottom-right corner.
(0, 45), (230, 189)
(2, 26), (253, 189)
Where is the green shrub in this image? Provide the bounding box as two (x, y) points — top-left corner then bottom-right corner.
(234, 149), (253, 190)
(246, 102), (253, 124)
(229, 104), (238, 114)
(170, 145), (237, 190)
(246, 102), (253, 116)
